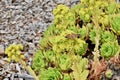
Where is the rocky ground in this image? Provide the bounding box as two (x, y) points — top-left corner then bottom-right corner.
(0, 0), (80, 80)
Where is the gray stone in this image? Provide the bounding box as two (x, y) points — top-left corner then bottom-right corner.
(25, 0), (33, 3)
(3, 78), (9, 80)
(0, 30), (7, 34)
(9, 35), (17, 40)
(71, 0), (80, 3)
(57, 0), (66, 4)
(0, 45), (4, 53)
(17, 22), (24, 27)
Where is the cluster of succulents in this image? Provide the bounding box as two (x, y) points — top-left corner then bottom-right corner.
(5, 44), (39, 80)
(32, 0), (120, 79)
(5, 0), (120, 80)
(5, 44), (24, 62)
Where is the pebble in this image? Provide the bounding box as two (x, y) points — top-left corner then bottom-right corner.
(25, 0), (33, 3)
(112, 75), (120, 80)
(0, 45), (4, 53)
(57, 0), (65, 4)
(0, 30), (7, 34)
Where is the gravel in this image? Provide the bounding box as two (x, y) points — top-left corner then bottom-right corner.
(0, 0), (80, 53)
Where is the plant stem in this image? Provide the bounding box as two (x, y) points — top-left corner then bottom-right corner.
(92, 9), (100, 63)
(20, 60), (39, 80)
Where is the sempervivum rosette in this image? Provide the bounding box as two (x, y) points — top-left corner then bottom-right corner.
(101, 31), (116, 43)
(32, 50), (46, 71)
(58, 54), (72, 70)
(100, 41), (119, 59)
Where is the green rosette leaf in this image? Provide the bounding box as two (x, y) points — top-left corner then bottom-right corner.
(63, 74), (72, 80)
(53, 4), (70, 24)
(79, 26), (88, 39)
(71, 56), (89, 80)
(100, 41), (119, 59)
(58, 54), (72, 70)
(79, 9), (91, 22)
(71, 3), (84, 14)
(81, 0), (89, 3)
(110, 16), (120, 35)
(107, 2), (116, 14)
(51, 30), (88, 55)
(90, 27), (103, 43)
(102, 31), (116, 42)
(39, 68), (62, 80)
(43, 24), (56, 37)
(53, 5), (69, 16)
(74, 39), (88, 55)
(44, 50), (55, 62)
(32, 50), (46, 71)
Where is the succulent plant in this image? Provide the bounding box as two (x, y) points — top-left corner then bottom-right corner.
(5, 44), (39, 80)
(63, 74), (72, 80)
(89, 27), (103, 43)
(71, 56), (89, 80)
(110, 16), (120, 35)
(44, 50), (55, 62)
(58, 54), (72, 70)
(32, 50), (46, 71)
(107, 2), (117, 14)
(48, 30), (88, 55)
(53, 4), (75, 25)
(105, 69), (113, 78)
(100, 41), (119, 59)
(39, 68), (62, 80)
(79, 26), (88, 39)
(5, 44), (24, 62)
(101, 31), (116, 43)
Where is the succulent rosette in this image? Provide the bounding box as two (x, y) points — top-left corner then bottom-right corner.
(58, 54), (72, 70)
(32, 50), (46, 71)
(53, 5), (70, 24)
(71, 56), (89, 80)
(5, 44), (24, 62)
(101, 31), (116, 42)
(105, 69), (113, 78)
(74, 39), (88, 55)
(44, 50), (56, 62)
(100, 41), (119, 58)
